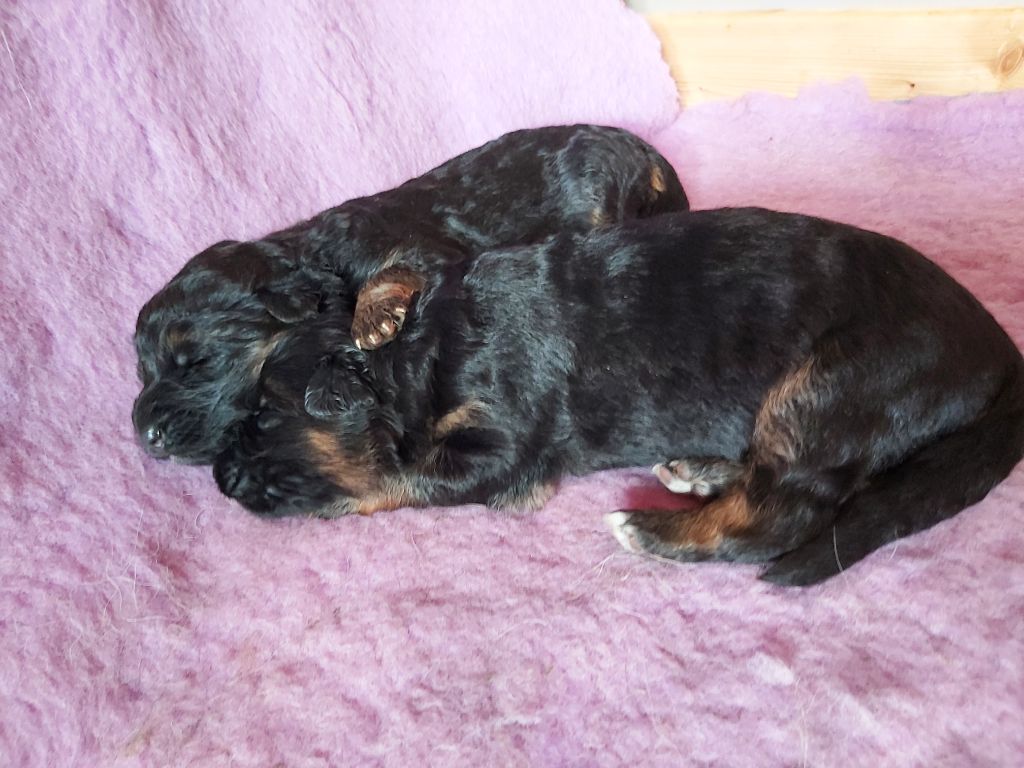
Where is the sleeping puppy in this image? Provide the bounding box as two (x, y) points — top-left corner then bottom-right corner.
(132, 125), (688, 464)
(214, 208), (1024, 586)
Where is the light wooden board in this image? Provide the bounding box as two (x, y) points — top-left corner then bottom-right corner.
(646, 8), (1024, 105)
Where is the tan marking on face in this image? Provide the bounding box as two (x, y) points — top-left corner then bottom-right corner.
(590, 206), (611, 228)
(650, 165), (667, 194)
(305, 427), (378, 497)
(433, 400), (489, 439)
(165, 326), (191, 351)
(753, 357), (819, 464)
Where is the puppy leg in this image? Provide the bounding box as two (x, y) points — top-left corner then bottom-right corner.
(762, 371), (1024, 585)
(351, 266), (425, 350)
(607, 468), (843, 564)
(610, 349), (860, 565)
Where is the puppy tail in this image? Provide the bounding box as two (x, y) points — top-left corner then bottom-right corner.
(762, 357), (1024, 586)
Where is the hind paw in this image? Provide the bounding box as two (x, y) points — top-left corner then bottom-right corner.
(604, 510), (712, 562)
(652, 457), (742, 497)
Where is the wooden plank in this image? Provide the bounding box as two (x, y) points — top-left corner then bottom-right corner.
(645, 9), (1024, 105)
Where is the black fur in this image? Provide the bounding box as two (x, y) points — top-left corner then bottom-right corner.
(216, 208), (1024, 585)
(132, 125), (688, 463)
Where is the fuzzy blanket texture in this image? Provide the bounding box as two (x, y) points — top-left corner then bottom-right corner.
(1, 1), (1022, 766)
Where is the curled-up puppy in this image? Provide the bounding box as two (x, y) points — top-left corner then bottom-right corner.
(215, 208), (1024, 585)
(132, 125), (688, 463)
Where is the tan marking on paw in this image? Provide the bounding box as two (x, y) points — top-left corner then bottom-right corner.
(679, 492), (755, 549)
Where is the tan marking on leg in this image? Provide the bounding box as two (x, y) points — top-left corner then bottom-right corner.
(753, 357), (819, 464)
(650, 165), (667, 194)
(433, 400), (489, 439)
(353, 477), (422, 516)
(678, 491), (756, 550)
(490, 481), (556, 512)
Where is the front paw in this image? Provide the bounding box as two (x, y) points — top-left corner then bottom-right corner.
(352, 293), (408, 350)
(604, 508), (727, 563)
(214, 442), (282, 515)
(351, 267), (425, 350)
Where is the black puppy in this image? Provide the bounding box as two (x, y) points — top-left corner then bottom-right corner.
(132, 125), (688, 463)
(215, 208), (1024, 585)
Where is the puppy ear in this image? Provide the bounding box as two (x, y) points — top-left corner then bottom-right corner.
(304, 351), (378, 419)
(256, 269), (323, 323)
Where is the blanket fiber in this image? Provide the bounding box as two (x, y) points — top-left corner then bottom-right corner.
(1, 1), (1022, 766)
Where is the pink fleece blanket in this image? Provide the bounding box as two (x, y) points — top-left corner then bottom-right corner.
(1, 2), (1022, 766)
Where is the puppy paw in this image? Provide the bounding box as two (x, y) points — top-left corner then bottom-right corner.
(606, 500), (757, 563)
(351, 266), (425, 350)
(214, 442), (279, 514)
(652, 458), (742, 497)
(352, 295), (408, 350)
(604, 510), (706, 561)
(215, 448), (334, 516)
(605, 511), (646, 554)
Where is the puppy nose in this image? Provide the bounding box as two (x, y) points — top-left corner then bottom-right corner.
(143, 425), (168, 457)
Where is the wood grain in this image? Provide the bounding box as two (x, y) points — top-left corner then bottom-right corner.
(646, 9), (1024, 105)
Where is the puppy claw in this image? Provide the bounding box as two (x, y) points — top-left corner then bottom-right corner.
(352, 281), (416, 350)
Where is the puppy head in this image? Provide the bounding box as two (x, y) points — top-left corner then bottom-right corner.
(211, 296), (411, 517)
(132, 239), (324, 464)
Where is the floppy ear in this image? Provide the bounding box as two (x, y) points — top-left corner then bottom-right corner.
(256, 268), (323, 323)
(304, 350), (378, 419)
